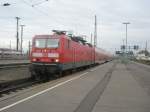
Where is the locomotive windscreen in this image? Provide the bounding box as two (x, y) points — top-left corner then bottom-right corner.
(47, 39), (59, 48)
(35, 38), (59, 48)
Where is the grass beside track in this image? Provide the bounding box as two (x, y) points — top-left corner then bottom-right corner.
(134, 60), (150, 66)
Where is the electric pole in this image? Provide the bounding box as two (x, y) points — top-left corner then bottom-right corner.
(16, 17), (20, 51)
(20, 25), (25, 54)
(145, 41), (147, 51)
(91, 33), (93, 45)
(9, 40), (11, 50)
(145, 41), (148, 56)
(28, 41), (31, 57)
(94, 15), (97, 47)
(91, 33), (93, 65)
(122, 39), (125, 53)
(123, 39), (125, 46)
(94, 15), (97, 64)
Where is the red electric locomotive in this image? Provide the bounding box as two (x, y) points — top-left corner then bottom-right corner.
(30, 30), (111, 80)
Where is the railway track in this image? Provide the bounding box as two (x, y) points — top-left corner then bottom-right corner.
(0, 78), (42, 96)
(0, 68), (80, 96)
(0, 62), (109, 97)
(0, 68), (92, 97)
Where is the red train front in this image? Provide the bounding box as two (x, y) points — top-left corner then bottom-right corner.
(30, 30), (112, 80)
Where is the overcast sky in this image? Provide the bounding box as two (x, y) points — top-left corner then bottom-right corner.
(0, 0), (150, 52)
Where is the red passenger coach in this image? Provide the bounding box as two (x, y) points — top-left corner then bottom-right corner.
(30, 30), (112, 80)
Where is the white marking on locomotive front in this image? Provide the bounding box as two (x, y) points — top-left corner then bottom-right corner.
(32, 53), (43, 57)
(0, 72), (89, 112)
(48, 53), (59, 57)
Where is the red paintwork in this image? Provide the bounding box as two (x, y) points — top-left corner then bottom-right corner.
(30, 33), (112, 65)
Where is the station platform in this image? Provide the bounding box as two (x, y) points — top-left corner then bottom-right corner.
(0, 60), (30, 65)
(0, 60), (150, 112)
(0, 59), (30, 83)
(92, 62), (150, 112)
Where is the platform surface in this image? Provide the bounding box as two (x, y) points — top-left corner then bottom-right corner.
(92, 61), (150, 112)
(0, 60), (30, 83)
(0, 60), (150, 112)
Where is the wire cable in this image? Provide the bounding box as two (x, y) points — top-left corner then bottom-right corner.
(32, 0), (49, 7)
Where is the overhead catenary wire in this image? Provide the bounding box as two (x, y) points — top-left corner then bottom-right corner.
(21, 0), (64, 25)
(31, 0), (49, 7)
(1, 0), (93, 30)
(22, 0), (50, 17)
(1, 0), (93, 42)
(21, 0), (64, 27)
(22, 0), (91, 28)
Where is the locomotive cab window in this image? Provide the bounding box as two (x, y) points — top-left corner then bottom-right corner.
(47, 39), (59, 48)
(35, 39), (46, 48)
(35, 38), (59, 48)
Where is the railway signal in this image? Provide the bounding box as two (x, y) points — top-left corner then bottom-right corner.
(121, 45), (126, 50)
(133, 45), (139, 50)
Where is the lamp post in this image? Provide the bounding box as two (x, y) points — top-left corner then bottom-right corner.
(123, 22), (130, 54)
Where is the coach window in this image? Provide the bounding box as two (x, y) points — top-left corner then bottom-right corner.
(35, 39), (46, 48)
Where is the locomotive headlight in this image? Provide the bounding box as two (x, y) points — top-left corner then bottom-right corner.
(32, 58), (37, 62)
(44, 49), (47, 52)
(55, 59), (59, 62)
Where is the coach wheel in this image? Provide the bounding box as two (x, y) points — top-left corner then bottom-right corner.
(43, 72), (50, 81)
(54, 71), (62, 78)
(31, 71), (36, 80)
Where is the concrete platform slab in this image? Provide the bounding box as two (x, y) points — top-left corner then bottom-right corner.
(92, 63), (150, 112)
(1, 60), (150, 112)
(0, 60), (30, 65)
(0, 60), (30, 83)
